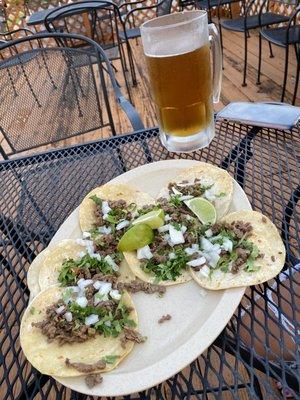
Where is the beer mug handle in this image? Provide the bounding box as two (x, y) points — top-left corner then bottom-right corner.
(208, 24), (222, 104)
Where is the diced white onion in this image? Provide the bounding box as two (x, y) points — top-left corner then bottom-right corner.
(165, 214), (171, 221)
(180, 225), (187, 233)
(168, 252), (176, 260)
(187, 257), (206, 267)
(91, 253), (101, 261)
(102, 201), (111, 215)
(199, 265), (210, 278)
(137, 245), (153, 260)
(105, 320), (112, 327)
(110, 289), (121, 300)
(222, 237), (233, 252)
(184, 247), (198, 256)
(98, 282), (112, 296)
(116, 220), (130, 230)
(179, 195), (194, 201)
(172, 187), (182, 195)
(85, 314), (99, 326)
(98, 226), (112, 235)
(93, 280), (103, 290)
(94, 293), (108, 305)
(76, 296), (88, 308)
(82, 231), (91, 239)
(64, 312), (73, 322)
(201, 237), (214, 252)
(158, 224), (170, 233)
(55, 305), (65, 314)
(176, 181), (192, 187)
(77, 279), (94, 290)
(205, 229), (213, 238)
(204, 189), (216, 202)
(68, 286), (80, 293)
(77, 251), (86, 259)
(169, 225), (185, 245)
(104, 255), (119, 271)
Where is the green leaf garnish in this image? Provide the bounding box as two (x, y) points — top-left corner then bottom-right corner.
(90, 195), (102, 205)
(169, 194), (183, 207)
(142, 248), (188, 282)
(58, 254), (117, 286)
(102, 355), (120, 364)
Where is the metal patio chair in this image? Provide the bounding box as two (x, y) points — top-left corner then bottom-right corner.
(0, 32), (144, 159)
(43, 1), (137, 94)
(118, 0), (173, 42)
(218, 0), (291, 86)
(257, 3), (300, 104)
(179, 0), (240, 23)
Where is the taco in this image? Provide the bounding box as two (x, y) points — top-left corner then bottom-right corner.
(27, 247), (50, 301)
(157, 162), (233, 220)
(189, 211), (286, 290)
(20, 285), (140, 377)
(38, 239), (135, 292)
(79, 184), (155, 232)
(122, 196), (207, 285)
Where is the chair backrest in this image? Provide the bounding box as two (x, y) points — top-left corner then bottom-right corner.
(124, 0), (173, 29)
(0, 32), (128, 157)
(44, 1), (126, 49)
(157, 0), (173, 17)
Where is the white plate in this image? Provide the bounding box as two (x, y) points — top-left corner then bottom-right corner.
(50, 160), (252, 396)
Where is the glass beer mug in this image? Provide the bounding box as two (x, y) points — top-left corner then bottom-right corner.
(141, 11), (222, 152)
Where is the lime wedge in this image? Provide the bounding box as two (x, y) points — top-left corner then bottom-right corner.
(118, 224), (154, 252)
(185, 197), (217, 225)
(132, 209), (165, 229)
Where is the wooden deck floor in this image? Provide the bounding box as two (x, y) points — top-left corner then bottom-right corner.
(0, 25), (299, 158)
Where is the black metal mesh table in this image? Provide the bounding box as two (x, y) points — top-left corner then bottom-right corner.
(0, 121), (299, 400)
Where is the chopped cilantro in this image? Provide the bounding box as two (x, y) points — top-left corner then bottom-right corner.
(215, 192), (226, 198)
(68, 299), (136, 338)
(58, 254), (117, 286)
(169, 194), (183, 207)
(102, 355), (120, 364)
(201, 183), (214, 191)
(171, 222), (181, 231)
(90, 195), (102, 205)
(142, 248), (188, 282)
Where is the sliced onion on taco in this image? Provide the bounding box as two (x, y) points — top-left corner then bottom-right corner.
(20, 285), (140, 377)
(189, 211), (286, 290)
(157, 162), (233, 220)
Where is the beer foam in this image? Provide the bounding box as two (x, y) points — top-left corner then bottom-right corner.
(141, 12), (209, 57)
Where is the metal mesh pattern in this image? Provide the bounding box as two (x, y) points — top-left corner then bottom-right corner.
(0, 46), (107, 154)
(0, 121), (299, 399)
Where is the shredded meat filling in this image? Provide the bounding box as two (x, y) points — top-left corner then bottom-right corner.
(158, 314), (172, 324)
(85, 373), (103, 388)
(65, 358), (106, 373)
(120, 327), (146, 348)
(115, 280), (166, 295)
(32, 302), (97, 345)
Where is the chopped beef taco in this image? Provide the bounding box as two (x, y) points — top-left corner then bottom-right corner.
(38, 239), (135, 292)
(20, 285), (140, 377)
(158, 163), (233, 220)
(123, 197), (208, 285)
(189, 211), (286, 289)
(79, 183), (155, 232)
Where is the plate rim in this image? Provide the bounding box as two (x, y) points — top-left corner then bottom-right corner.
(51, 160), (251, 396)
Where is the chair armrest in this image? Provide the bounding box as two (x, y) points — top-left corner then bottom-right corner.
(118, 96), (145, 131)
(285, 4), (300, 44)
(0, 28), (35, 39)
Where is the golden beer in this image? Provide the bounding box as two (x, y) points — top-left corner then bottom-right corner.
(145, 45), (213, 137)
